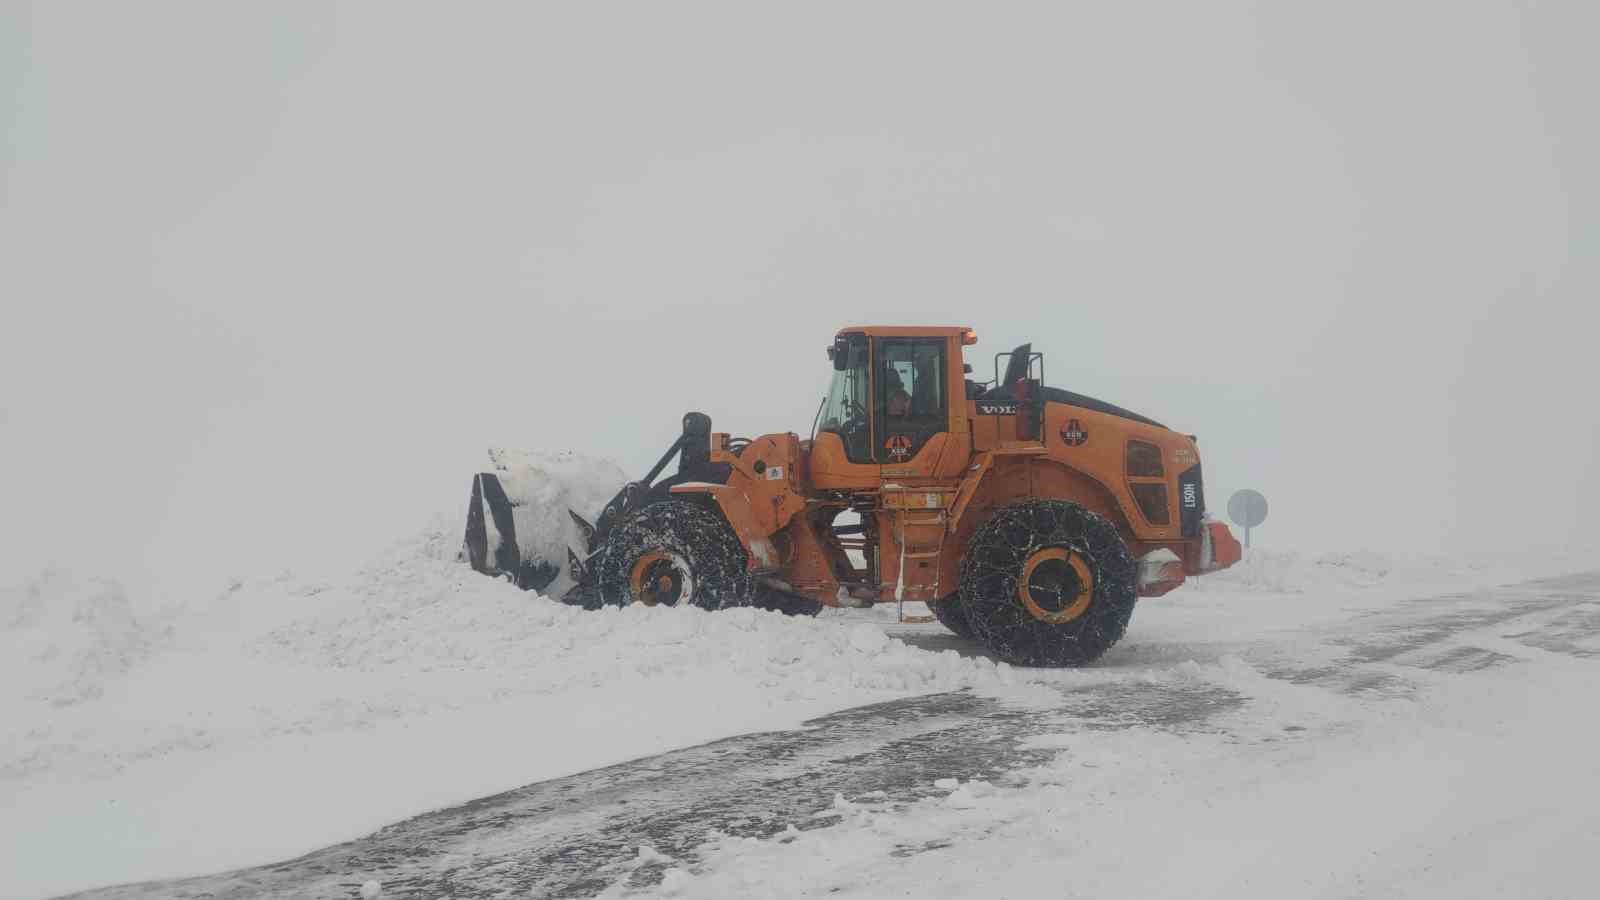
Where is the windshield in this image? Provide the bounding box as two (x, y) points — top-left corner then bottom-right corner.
(816, 335), (871, 462)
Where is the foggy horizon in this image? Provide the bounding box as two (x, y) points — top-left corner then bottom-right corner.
(4, 2), (1596, 595)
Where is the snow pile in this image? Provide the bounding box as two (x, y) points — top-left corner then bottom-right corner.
(1197, 548), (1384, 593)
(251, 518), (1011, 697)
(0, 571), (167, 708)
(1, 517), (1024, 898)
(1198, 547), (1538, 595)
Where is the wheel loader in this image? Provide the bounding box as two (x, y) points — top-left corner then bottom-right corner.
(464, 326), (1242, 667)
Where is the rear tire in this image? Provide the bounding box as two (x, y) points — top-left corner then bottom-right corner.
(929, 593), (976, 640)
(958, 500), (1136, 667)
(594, 500), (754, 611)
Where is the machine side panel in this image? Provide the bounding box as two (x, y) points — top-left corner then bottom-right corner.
(1039, 402), (1190, 543)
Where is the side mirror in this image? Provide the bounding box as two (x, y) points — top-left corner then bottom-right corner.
(831, 337), (849, 371)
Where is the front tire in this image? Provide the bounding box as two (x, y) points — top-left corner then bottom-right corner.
(958, 500), (1136, 667)
(594, 500), (753, 611)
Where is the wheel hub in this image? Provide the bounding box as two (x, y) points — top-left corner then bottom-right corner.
(628, 550), (695, 607)
(1017, 547), (1094, 624)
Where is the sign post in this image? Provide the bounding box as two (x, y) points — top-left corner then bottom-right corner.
(1227, 489), (1269, 549)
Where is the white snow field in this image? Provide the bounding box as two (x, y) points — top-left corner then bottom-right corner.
(1, 517), (1019, 899)
(641, 574), (1600, 899)
(1, 508), (1593, 898)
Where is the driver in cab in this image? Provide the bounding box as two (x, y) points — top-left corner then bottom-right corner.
(887, 388), (912, 417)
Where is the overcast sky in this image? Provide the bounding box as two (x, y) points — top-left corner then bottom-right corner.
(3, 1), (1596, 593)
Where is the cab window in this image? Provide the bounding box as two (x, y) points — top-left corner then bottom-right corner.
(875, 338), (946, 463)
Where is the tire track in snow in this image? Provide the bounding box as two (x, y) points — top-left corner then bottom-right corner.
(62, 683), (1244, 899)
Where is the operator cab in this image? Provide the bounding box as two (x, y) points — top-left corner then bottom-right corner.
(817, 328), (965, 466)
(819, 321), (966, 461)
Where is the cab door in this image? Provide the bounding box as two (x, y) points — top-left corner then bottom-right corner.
(873, 336), (952, 472)
(873, 335), (961, 600)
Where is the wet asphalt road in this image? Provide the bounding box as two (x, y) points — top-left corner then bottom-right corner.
(63, 571), (1600, 899)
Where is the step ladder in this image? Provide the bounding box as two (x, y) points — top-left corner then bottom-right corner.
(895, 508), (946, 624)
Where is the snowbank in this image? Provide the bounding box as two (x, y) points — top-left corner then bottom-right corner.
(1200, 547), (1516, 594)
(0, 571), (169, 710)
(1, 518), (1023, 898)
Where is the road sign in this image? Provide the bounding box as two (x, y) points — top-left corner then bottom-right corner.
(1227, 489), (1268, 548)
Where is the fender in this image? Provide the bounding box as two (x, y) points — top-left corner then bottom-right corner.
(939, 449), (1138, 594)
(668, 482), (781, 572)
(950, 451), (1137, 543)
(947, 448), (1051, 550)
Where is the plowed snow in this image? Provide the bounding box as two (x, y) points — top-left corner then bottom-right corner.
(1, 520), (1590, 899)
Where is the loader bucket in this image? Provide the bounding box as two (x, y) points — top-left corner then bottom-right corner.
(463, 471), (561, 592)
(459, 423), (720, 601)
(460, 448), (635, 597)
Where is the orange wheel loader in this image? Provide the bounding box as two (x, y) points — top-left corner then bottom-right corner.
(464, 326), (1242, 667)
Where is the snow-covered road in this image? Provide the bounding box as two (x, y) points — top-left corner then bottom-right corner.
(59, 570), (1600, 899)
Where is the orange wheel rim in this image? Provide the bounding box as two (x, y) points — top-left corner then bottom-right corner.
(1017, 547), (1094, 624)
(629, 550), (688, 606)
